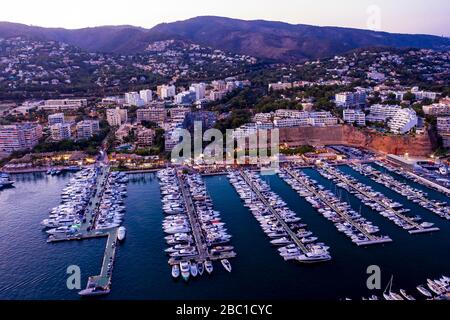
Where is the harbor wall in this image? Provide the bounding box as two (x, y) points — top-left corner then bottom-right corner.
(279, 125), (434, 156)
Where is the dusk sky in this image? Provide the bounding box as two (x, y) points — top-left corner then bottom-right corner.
(0, 0), (448, 36)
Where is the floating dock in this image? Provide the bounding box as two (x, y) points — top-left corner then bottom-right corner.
(239, 170), (313, 255)
(283, 168), (392, 246)
(167, 172), (236, 266)
(319, 164), (439, 234)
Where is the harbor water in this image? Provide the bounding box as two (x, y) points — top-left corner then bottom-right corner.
(0, 167), (449, 300)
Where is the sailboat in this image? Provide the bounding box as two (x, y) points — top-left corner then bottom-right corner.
(383, 275), (404, 300)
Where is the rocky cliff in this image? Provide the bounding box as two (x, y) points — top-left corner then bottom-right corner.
(279, 125), (433, 156)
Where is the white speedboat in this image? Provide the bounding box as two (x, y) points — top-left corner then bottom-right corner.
(171, 264), (180, 279)
(117, 226), (126, 241)
(221, 259), (232, 272)
(204, 260), (213, 274)
(190, 263), (198, 277)
(180, 262), (190, 281)
(400, 289), (415, 300)
(197, 262), (204, 276)
(416, 285), (432, 298)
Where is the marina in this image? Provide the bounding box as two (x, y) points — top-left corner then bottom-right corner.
(157, 168), (236, 281)
(41, 165), (129, 296)
(228, 170), (331, 263)
(280, 167), (392, 246)
(351, 163), (450, 220)
(318, 164), (439, 234)
(0, 170), (449, 299)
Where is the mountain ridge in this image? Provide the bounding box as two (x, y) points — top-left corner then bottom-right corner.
(1, 16), (448, 62)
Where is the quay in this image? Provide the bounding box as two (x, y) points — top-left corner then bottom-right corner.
(283, 167), (392, 246)
(238, 170), (312, 255)
(86, 228), (118, 290)
(319, 164), (439, 234)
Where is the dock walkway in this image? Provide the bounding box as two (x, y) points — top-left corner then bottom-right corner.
(239, 170), (311, 254)
(284, 168), (391, 246)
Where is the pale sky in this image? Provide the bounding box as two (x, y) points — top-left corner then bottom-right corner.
(0, 0), (449, 36)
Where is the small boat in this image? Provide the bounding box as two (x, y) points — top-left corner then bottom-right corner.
(180, 262), (190, 281)
(171, 264), (180, 279)
(416, 285), (432, 298)
(221, 259), (232, 272)
(78, 286), (110, 297)
(117, 226), (126, 241)
(383, 275), (403, 300)
(190, 263), (198, 277)
(204, 260), (213, 274)
(400, 289), (415, 300)
(197, 262), (204, 276)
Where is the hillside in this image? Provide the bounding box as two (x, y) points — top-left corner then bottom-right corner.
(1, 16), (449, 62)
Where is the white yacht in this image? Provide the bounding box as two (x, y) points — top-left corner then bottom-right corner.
(117, 226), (126, 241)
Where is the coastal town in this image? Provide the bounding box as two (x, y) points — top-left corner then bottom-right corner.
(0, 11), (449, 304)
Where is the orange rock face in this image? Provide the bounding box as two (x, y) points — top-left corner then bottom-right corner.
(278, 125), (433, 156)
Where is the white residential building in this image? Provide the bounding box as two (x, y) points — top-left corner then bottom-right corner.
(136, 107), (167, 124)
(124, 92), (144, 107)
(0, 123), (43, 152)
(48, 113), (65, 126)
(308, 112), (338, 127)
(422, 103), (450, 116)
(160, 85), (176, 99)
(437, 117), (450, 148)
(343, 110), (366, 126)
(39, 99), (87, 111)
(50, 123), (73, 141)
(274, 118), (309, 128)
(106, 107), (128, 127)
(76, 120), (100, 140)
(335, 91), (367, 108)
(189, 83), (206, 100)
(366, 104), (401, 122)
(139, 90), (153, 104)
(388, 109), (418, 134)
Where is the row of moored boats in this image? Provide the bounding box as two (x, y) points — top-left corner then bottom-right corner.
(228, 170), (331, 263)
(157, 168), (234, 281)
(319, 164), (435, 232)
(279, 168), (391, 245)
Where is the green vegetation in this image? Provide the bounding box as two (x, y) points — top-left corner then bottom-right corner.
(280, 145), (315, 155)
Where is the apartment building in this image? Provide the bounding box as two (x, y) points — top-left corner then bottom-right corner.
(76, 120), (100, 140)
(366, 104), (401, 122)
(437, 117), (450, 148)
(50, 123), (74, 141)
(388, 108), (418, 134)
(0, 123), (43, 152)
(422, 103), (450, 116)
(136, 107), (167, 124)
(335, 91), (367, 108)
(137, 127), (156, 147)
(124, 92), (144, 107)
(39, 99), (88, 111)
(106, 107), (128, 127)
(343, 109), (366, 126)
(48, 113), (65, 126)
(139, 89), (153, 104)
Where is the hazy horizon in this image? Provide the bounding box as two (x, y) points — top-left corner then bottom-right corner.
(0, 0), (448, 36)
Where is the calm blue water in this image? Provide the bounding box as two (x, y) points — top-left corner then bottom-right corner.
(0, 169), (449, 300)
